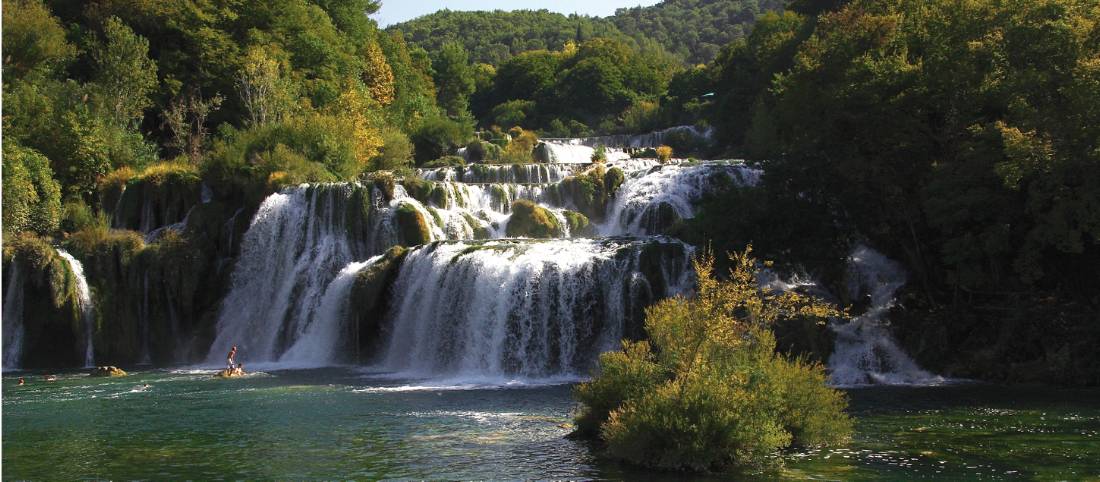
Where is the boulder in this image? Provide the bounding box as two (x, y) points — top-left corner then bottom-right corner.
(89, 366), (128, 377)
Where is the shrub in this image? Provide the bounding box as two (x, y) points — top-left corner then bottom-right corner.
(411, 114), (473, 163)
(574, 248), (852, 472)
(489, 99), (535, 129)
(655, 145), (673, 162)
(421, 155), (466, 169)
(591, 146), (607, 163)
(498, 127), (539, 164)
(370, 126), (414, 172)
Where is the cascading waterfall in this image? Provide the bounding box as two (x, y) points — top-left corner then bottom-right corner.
(418, 164), (580, 183)
(279, 255), (384, 366)
(57, 249), (95, 368)
(601, 161), (761, 235)
(379, 238), (693, 379)
(2, 260), (26, 369)
(541, 125), (714, 149)
(828, 245), (943, 386)
(537, 140), (631, 164)
(206, 184), (380, 363)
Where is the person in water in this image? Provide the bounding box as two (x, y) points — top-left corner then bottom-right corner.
(234, 363), (245, 376)
(227, 345), (238, 370)
(18, 377), (25, 386)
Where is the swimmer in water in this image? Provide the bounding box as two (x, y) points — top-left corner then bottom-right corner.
(44, 374), (58, 382)
(18, 377), (25, 385)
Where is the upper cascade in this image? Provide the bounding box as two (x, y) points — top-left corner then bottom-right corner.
(541, 125), (714, 150)
(417, 163), (581, 184)
(379, 237), (693, 379)
(602, 161), (761, 236)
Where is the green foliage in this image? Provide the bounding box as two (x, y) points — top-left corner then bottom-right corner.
(505, 200), (564, 238)
(410, 115), (475, 163)
(1, 0), (76, 80)
(388, 3), (785, 66)
(611, 0), (787, 64)
(2, 143), (62, 236)
(371, 126), (415, 171)
(574, 250), (852, 472)
(488, 100), (535, 129)
(478, 38), (675, 134)
(387, 10), (631, 65)
(92, 16), (159, 127)
(551, 165), (624, 222)
(432, 42), (477, 118)
(497, 128), (539, 164)
(421, 155), (467, 169)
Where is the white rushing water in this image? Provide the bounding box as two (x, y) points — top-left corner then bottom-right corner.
(601, 161), (761, 235)
(379, 238), (693, 379)
(417, 164), (581, 183)
(541, 124), (714, 149)
(2, 260), (26, 369)
(207, 184), (381, 363)
(828, 245), (943, 386)
(57, 249), (95, 368)
(279, 255), (384, 367)
(537, 140), (632, 164)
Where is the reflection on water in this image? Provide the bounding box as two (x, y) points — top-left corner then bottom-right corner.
(3, 368), (1099, 479)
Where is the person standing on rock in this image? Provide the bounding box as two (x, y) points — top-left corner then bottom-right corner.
(227, 345), (238, 371)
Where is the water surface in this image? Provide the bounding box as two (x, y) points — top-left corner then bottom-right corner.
(3, 368), (1098, 479)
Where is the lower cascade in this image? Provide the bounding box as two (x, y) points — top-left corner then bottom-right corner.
(57, 249), (95, 368)
(379, 238), (693, 378)
(2, 260), (26, 369)
(828, 245), (943, 386)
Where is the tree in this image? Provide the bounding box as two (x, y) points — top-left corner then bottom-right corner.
(432, 41), (476, 118)
(92, 16), (158, 127)
(1, 0), (76, 81)
(236, 46), (297, 126)
(2, 143), (62, 236)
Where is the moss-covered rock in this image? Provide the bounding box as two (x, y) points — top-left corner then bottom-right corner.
(506, 200), (564, 238)
(348, 246), (409, 361)
(563, 210), (593, 237)
(401, 177), (434, 204)
(394, 203), (433, 247)
(112, 164), (202, 232)
(2, 234), (85, 368)
(461, 213), (492, 239)
(89, 365), (127, 377)
(550, 166), (625, 222)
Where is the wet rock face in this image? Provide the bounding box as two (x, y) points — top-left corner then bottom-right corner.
(2, 235), (85, 369)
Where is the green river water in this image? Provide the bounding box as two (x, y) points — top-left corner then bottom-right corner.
(3, 368), (1098, 479)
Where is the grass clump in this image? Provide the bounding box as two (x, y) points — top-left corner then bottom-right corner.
(574, 248), (852, 472)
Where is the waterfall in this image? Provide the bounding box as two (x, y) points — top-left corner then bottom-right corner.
(540, 125), (714, 149)
(417, 164), (581, 183)
(379, 238), (693, 379)
(828, 245), (943, 386)
(57, 249), (95, 368)
(279, 255), (384, 367)
(537, 141), (631, 164)
(601, 161), (761, 235)
(2, 260), (26, 369)
(206, 184), (380, 364)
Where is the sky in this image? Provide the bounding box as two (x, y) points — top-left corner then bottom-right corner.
(372, 0), (663, 27)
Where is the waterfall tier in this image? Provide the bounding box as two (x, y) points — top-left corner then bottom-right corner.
(380, 237), (693, 379)
(56, 250), (95, 368)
